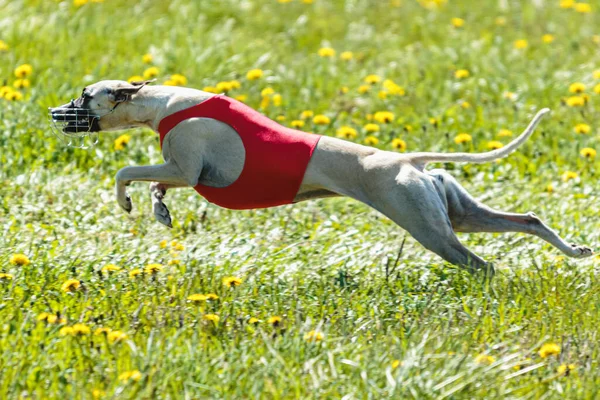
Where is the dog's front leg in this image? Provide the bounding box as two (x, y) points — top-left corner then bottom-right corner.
(115, 162), (188, 214)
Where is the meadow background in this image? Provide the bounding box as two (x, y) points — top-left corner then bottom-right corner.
(1, 0), (600, 398)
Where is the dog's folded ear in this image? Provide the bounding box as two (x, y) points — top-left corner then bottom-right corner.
(109, 80), (155, 103)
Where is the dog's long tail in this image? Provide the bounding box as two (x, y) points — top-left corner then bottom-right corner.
(409, 108), (550, 169)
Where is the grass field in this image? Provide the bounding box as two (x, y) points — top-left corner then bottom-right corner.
(1, 0), (600, 398)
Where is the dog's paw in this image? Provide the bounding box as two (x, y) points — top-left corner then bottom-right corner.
(153, 200), (172, 228)
(569, 244), (593, 258)
(118, 194), (133, 213)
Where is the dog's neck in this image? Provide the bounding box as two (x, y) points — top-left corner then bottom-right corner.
(116, 86), (214, 132)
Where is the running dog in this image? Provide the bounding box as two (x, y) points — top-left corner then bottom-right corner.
(49, 80), (594, 276)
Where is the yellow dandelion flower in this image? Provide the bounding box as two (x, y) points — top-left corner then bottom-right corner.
(73, 0), (88, 6)
(127, 75), (144, 84)
(94, 327), (112, 336)
(378, 91), (388, 100)
(248, 317), (260, 325)
(260, 96), (270, 109)
(574, 3), (592, 13)
(268, 316), (282, 326)
(170, 74), (187, 86)
(340, 51), (353, 61)
(318, 47), (336, 57)
(364, 123), (380, 133)
(9, 254), (30, 266)
(101, 264), (121, 274)
(454, 133), (472, 144)
(514, 39), (528, 49)
(0, 86), (13, 98)
(404, 125), (413, 132)
(159, 240), (168, 249)
(143, 67), (159, 79)
(235, 94), (248, 102)
(129, 268), (142, 278)
(13, 79), (30, 89)
(304, 330), (324, 342)
(566, 96), (585, 107)
(340, 86), (349, 94)
(474, 354), (496, 365)
(558, 364), (577, 375)
(188, 294), (208, 302)
(539, 342), (561, 358)
(72, 323), (91, 336)
(364, 74), (382, 84)
(272, 93), (282, 106)
(569, 82), (586, 93)
(560, 0), (574, 8)
(313, 114), (331, 125)
(542, 34), (555, 43)
(498, 129), (513, 137)
(229, 80), (241, 89)
(580, 147), (596, 159)
(107, 330), (128, 343)
(167, 259), (180, 266)
(391, 359), (402, 369)
(429, 118), (439, 127)
(261, 87), (275, 97)
(203, 314), (220, 324)
(383, 80), (406, 96)
(391, 138), (407, 151)
(546, 183), (554, 193)
(246, 69), (264, 80)
(593, 70), (600, 80)
(203, 86), (218, 93)
(223, 276), (243, 287)
(373, 111), (395, 124)
(142, 53), (153, 64)
(291, 120), (305, 129)
(114, 134), (131, 151)
(300, 110), (314, 119)
(59, 326), (74, 336)
(0, 273), (14, 281)
(144, 263), (163, 274)
(14, 64), (33, 78)
(454, 69), (470, 79)
(336, 126), (358, 140)
(215, 81), (232, 93)
(562, 171), (578, 182)
(503, 91), (517, 101)
(364, 136), (379, 146)
(487, 141), (504, 150)
(119, 370), (142, 382)
(358, 85), (371, 94)
(451, 17), (465, 28)
(6, 91), (23, 101)
(205, 293), (219, 300)
(461, 101), (471, 109)
(92, 389), (105, 399)
(574, 123), (591, 134)
(0, 40), (8, 52)
(61, 279), (81, 293)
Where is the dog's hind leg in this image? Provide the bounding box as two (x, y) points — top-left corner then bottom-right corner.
(429, 169), (593, 259)
(150, 183), (186, 228)
(368, 168), (494, 276)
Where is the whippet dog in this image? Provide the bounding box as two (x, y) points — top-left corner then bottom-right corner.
(49, 80), (594, 276)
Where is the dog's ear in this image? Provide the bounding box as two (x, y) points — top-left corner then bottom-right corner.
(109, 80), (155, 103)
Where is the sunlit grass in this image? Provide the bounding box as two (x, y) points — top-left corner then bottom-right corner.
(1, 0), (600, 398)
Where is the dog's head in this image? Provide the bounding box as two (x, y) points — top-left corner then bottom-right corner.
(49, 80), (152, 146)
